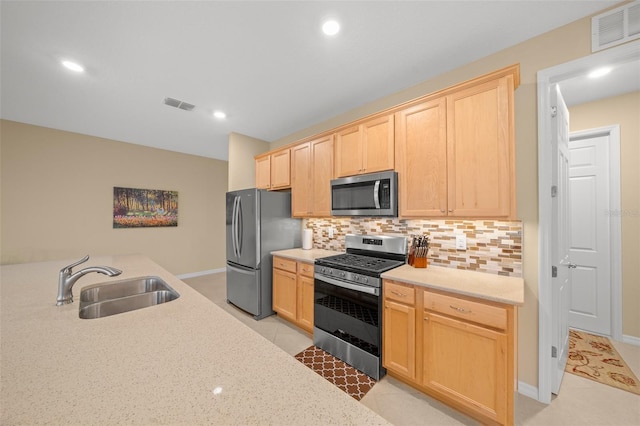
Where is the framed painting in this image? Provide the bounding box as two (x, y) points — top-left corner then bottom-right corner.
(113, 187), (178, 228)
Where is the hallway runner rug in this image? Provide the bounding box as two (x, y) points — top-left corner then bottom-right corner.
(566, 329), (640, 395)
(294, 345), (376, 400)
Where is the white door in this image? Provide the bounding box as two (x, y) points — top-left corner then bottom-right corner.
(551, 84), (572, 394)
(568, 134), (611, 335)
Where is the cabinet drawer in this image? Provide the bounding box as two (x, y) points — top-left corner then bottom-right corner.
(384, 281), (416, 306)
(423, 291), (507, 330)
(273, 256), (297, 273)
(298, 262), (314, 278)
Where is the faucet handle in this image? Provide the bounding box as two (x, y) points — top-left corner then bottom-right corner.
(61, 255), (90, 273)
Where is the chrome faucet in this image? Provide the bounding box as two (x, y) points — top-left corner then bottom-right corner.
(56, 255), (122, 306)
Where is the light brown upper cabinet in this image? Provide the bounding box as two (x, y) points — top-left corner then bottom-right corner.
(255, 148), (291, 190)
(334, 114), (394, 178)
(270, 149), (291, 189)
(446, 75), (515, 218)
(255, 154), (271, 189)
(395, 97), (448, 217)
(291, 135), (334, 217)
(395, 70), (516, 219)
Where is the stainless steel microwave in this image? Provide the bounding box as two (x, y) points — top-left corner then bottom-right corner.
(331, 171), (398, 217)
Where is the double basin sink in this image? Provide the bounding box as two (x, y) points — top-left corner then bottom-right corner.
(79, 276), (179, 319)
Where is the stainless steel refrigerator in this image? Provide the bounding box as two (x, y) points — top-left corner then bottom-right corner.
(226, 189), (301, 320)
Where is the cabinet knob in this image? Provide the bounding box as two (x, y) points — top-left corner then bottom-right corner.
(448, 209), (453, 213)
(440, 209), (445, 213)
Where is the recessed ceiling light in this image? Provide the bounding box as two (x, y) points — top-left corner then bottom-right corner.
(213, 111), (226, 119)
(588, 67), (612, 78)
(322, 20), (340, 36)
(61, 60), (84, 73)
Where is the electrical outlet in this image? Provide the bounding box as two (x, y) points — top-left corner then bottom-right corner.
(328, 227), (334, 238)
(455, 234), (467, 250)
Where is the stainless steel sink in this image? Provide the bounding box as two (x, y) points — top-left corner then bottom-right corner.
(79, 276), (179, 319)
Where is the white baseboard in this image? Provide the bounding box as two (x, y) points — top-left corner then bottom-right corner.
(517, 381), (539, 401)
(177, 268), (225, 280)
(622, 334), (640, 347)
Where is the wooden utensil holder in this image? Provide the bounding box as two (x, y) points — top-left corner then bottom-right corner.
(412, 256), (428, 268)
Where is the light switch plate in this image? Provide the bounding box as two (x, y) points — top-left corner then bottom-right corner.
(455, 234), (467, 250)
(328, 227), (334, 238)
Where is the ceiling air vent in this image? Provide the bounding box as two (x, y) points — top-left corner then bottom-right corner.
(163, 97), (195, 111)
(592, 0), (640, 52)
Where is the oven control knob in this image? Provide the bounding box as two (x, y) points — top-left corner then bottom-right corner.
(353, 274), (359, 281)
(320, 267), (325, 274)
(340, 271), (346, 278)
(363, 277), (368, 283)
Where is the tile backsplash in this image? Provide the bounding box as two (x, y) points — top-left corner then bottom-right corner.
(304, 218), (522, 277)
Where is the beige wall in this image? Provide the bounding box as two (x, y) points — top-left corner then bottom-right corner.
(228, 132), (270, 191)
(264, 13), (634, 388)
(0, 120), (228, 275)
(569, 91), (640, 338)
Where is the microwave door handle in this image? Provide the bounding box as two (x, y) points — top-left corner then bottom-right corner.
(373, 180), (381, 209)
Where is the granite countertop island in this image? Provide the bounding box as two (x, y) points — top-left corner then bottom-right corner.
(0, 254), (388, 425)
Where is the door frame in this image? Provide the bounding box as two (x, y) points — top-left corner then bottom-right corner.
(537, 40), (639, 404)
(569, 125), (622, 339)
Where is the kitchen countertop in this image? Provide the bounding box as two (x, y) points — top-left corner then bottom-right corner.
(271, 249), (523, 306)
(271, 248), (341, 263)
(382, 264), (524, 306)
(0, 255), (388, 425)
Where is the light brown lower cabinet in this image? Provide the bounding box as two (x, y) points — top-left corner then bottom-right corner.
(383, 279), (517, 426)
(272, 256), (314, 333)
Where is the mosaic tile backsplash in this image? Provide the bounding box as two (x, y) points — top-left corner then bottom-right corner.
(304, 218), (522, 277)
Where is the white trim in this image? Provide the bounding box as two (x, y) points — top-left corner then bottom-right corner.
(537, 40), (640, 405)
(622, 334), (640, 347)
(517, 381), (539, 400)
(569, 125), (623, 341)
(177, 268), (225, 279)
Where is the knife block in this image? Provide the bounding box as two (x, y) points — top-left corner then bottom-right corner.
(413, 256), (428, 268)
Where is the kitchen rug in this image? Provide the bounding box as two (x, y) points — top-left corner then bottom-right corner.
(566, 329), (640, 395)
(294, 345), (376, 400)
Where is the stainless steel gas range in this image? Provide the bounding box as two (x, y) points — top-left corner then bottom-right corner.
(313, 234), (407, 380)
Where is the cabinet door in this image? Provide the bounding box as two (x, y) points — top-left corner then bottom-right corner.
(291, 143), (311, 217)
(422, 311), (507, 424)
(446, 75), (514, 217)
(395, 98), (447, 217)
(311, 135), (334, 216)
(270, 149), (291, 189)
(362, 114), (394, 174)
(255, 155), (271, 189)
(297, 275), (314, 333)
(272, 268), (297, 322)
(383, 299), (416, 380)
(334, 126), (363, 177)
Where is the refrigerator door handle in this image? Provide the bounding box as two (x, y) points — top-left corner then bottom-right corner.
(237, 197), (243, 257)
(231, 196), (238, 258)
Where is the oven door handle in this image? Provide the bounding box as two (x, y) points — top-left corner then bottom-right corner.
(315, 274), (379, 296)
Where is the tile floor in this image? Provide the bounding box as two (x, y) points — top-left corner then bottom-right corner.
(183, 273), (640, 425)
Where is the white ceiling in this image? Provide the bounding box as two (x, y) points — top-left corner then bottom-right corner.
(559, 58), (640, 106)
(0, 1), (624, 161)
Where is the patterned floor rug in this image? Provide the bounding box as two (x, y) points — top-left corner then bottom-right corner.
(294, 345), (376, 400)
(566, 329), (640, 395)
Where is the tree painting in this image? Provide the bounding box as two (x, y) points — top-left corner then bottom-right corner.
(113, 187), (178, 228)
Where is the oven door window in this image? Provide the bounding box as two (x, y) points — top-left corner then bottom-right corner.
(314, 278), (380, 356)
